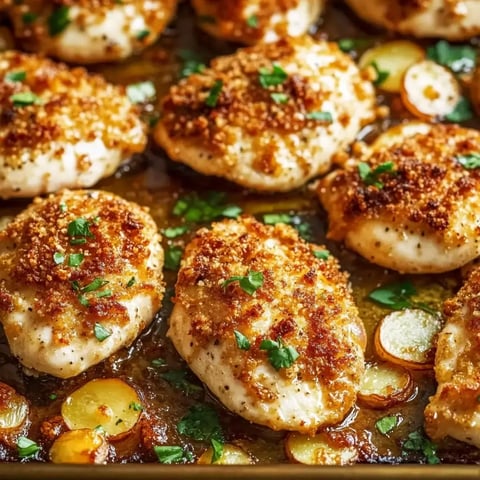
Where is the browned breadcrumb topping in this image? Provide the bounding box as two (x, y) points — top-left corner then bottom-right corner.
(0, 51), (146, 163)
(192, 0), (302, 42)
(385, 0), (468, 22)
(0, 189), (163, 341)
(320, 124), (480, 242)
(175, 216), (365, 401)
(160, 36), (371, 154)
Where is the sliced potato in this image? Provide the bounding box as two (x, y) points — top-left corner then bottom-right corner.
(402, 60), (460, 120)
(371, 122), (432, 152)
(359, 40), (425, 93)
(61, 379), (143, 438)
(197, 443), (254, 465)
(375, 309), (443, 369)
(0, 382), (29, 430)
(358, 362), (414, 409)
(49, 428), (109, 464)
(285, 431), (358, 466)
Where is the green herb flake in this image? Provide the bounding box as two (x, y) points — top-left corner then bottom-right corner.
(260, 337), (299, 370)
(456, 153), (480, 169)
(234, 330), (251, 350)
(402, 430), (440, 464)
(53, 252), (65, 265)
(445, 96), (473, 122)
(59, 203), (67, 212)
(129, 402), (143, 412)
(5, 71), (26, 82)
(126, 276), (136, 288)
(305, 111), (334, 122)
(161, 369), (203, 395)
(96, 289), (112, 298)
(262, 213), (293, 225)
(48, 6), (71, 36)
(17, 436), (40, 459)
(136, 29), (150, 40)
(313, 249), (330, 260)
(126, 81), (156, 104)
(163, 225), (189, 238)
(178, 50), (206, 78)
(164, 246), (183, 271)
(67, 217), (93, 239)
(358, 161), (395, 189)
(78, 295), (90, 307)
(375, 415), (399, 435)
(94, 323), (111, 342)
(10, 91), (41, 107)
(210, 438), (224, 463)
(151, 358), (167, 367)
(222, 271), (264, 296)
(259, 64), (288, 88)
(49, 393), (57, 401)
(177, 404), (223, 442)
(154, 445), (193, 464)
(205, 80), (223, 107)
(270, 92), (289, 104)
(370, 61), (389, 86)
(427, 40), (477, 73)
(22, 12), (38, 24)
(246, 14), (258, 28)
(83, 278), (109, 293)
(68, 253), (84, 267)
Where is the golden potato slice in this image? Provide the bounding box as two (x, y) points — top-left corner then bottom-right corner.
(0, 382), (29, 430)
(49, 428), (109, 464)
(197, 443), (254, 465)
(402, 60), (461, 120)
(61, 379), (143, 438)
(359, 40), (425, 93)
(358, 362), (414, 409)
(375, 309), (443, 369)
(285, 431), (358, 465)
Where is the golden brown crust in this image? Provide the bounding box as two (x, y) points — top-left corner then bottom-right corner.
(0, 189), (163, 342)
(0, 50), (146, 164)
(319, 124), (480, 244)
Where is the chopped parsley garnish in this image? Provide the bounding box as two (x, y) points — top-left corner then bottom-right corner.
(222, 271), (264, 295)
(258, 64), (288, 88)
(10, 91), (41, 107)
(261, 213), (313, 241)
(358, 161), (395, 189)
(375, 415), (399, 435)
(53, 252), (65, 265)
(93, 323), (111, 342)
(270, 92), (289, 104)
(5, 71), (26, 82)
(427, 40), (477, 74)
(154, 445), (193, 464)
(456, 153), (480, 169)
(49, 393), (57, 401)
(210, 438), (224, 463)
(260, 337), (299, 370)
(305, 111), (333, 122)
(73, 278), (110, 307)
(178, 50), (206, 78)
(126, 81), (156, 104)
(59, 203), (67, 212)
(337, 38), (370, 53)
(445, 96), (473, 122)
(246, 14), (259, 28)
(67, 218), (94, 244)
(129, 402), (143, 412)
(163, 225), (189, 238)
(313, 249), (330, 260)
(234, 330), (251, 350)
(370, 61), (389, 86)
(22, 12), (38, 24)
(67, 253), (84, 267)
(368, 280), (437, 315)
(136, 29), (150, 40)
(161, 369), (203, 395)
(164, 245), (183, 271)
(205, 80), (223, 107)
(402, 429), (440, 464)
(126, 276), (136, 288)
(17, 437), (40, 459)
(151, 358), (167, 367)
(177, 404), (223, 442)
(82, 278), (109, 293)
(48, 6), (71, 36)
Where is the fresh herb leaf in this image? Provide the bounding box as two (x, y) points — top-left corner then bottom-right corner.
(49, 393), (57, 401)
(151, 358), (167, 367)
(262, 213), (313, 241)
(154, 445), (193, 464)
(376, 415), (399, 435)
(177, 404), (223, 442)
(22, 12), (38, 24)
(402, 430), (440, 464)
(313, 249), (330, 260)
(48, 6), (71, 36)
(136, 29), (150, 40)
(222, 271), (264, 295)
(427, 40), (477, 73)
(94, 323), (111, 342)
(161, 369), (203, 395)
(338, 38), (370, 52)
(305, 111), (333, 122)
(82, 278), (109, 293)
(17, 437), (40, 459)
(259, 64), (288, 88)
(5, 71), (26, 82)
(358, 161), (395, 189)
(129, 402), (143, 412)
(262, 213), (293, 224)
(126, 276), (136, 288)
(456, 153), (480, 169)
(246, 14), (258, 28)
(68, 253), (84, 267)
(205, 80), (223, 107)
(260, 337), (299, 370)
(96, 289), (112, 298)
(234, 330), (251, 350)
(445, 96), (473, 122)
(10, 91), (41, 106)
(210, 438), (224, 463)
(164, 246), (183, 271)
(270, 92), (289, 104)
(53, 252), (65, 265)
(163, 225), (189, 238)
(178, 50), (206, 78)
(370, 61), (389, 86)
(126, 81), (156, 104)
(67, 218), (93, 239)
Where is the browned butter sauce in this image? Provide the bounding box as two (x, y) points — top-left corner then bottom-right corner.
(0, 0), (480, 465)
